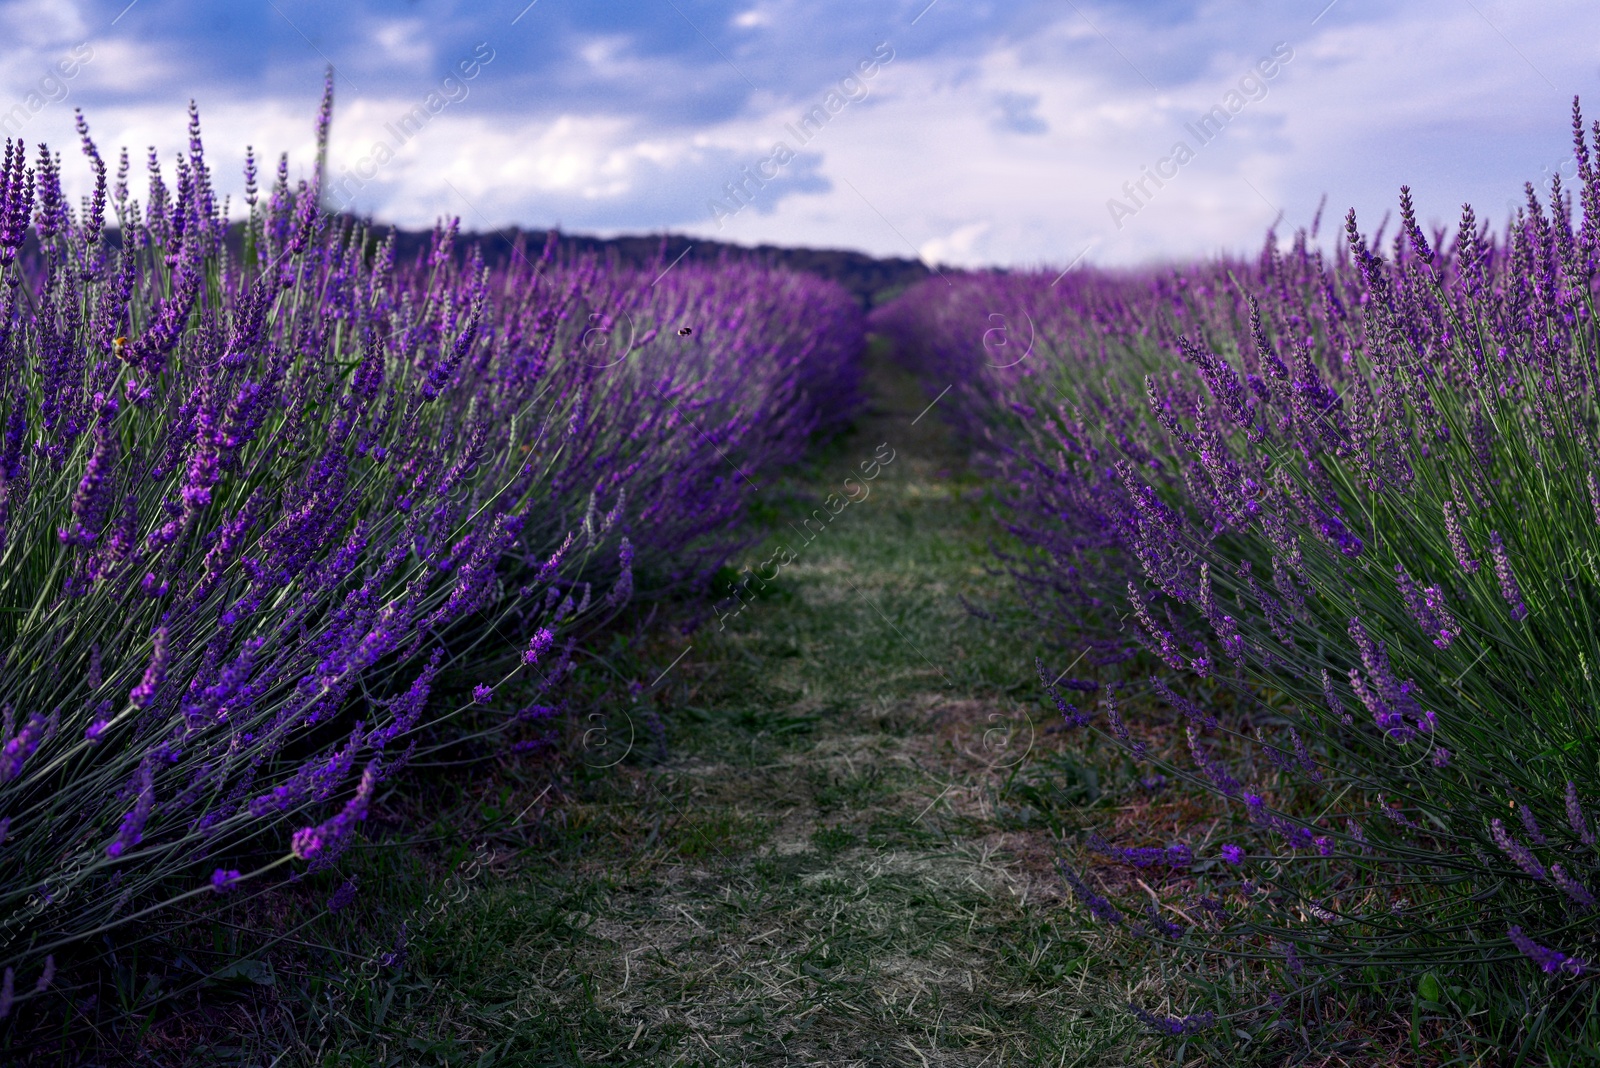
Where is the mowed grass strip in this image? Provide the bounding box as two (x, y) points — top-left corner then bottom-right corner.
(172, 347), (1163, 1067)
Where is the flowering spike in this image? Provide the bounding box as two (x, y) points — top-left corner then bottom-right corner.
(1490, 818), (1546, 881)
(1567, 782), (1594, 845)
(1488, 531), (1528, 621)
(1057, 860), (1123, 925)
(1507, 926), (1585, 975)
(1442, 502), (1479, 574)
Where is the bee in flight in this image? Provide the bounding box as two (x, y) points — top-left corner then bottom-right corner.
(677, 327), (692, 336)
(113, 336), (131, 361)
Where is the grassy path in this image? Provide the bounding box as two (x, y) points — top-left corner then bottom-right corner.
(305, 349), (1148, 1066)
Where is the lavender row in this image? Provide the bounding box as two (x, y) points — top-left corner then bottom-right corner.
(0, 80), (862, 1003)
(877, 99), (1600, 1021)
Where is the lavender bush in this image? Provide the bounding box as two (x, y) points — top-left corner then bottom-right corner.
(0, 79), (861, 1009)
(879, 100), (1600, 1034)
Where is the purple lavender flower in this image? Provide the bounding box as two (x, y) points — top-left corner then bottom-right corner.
(1551, 864), (1596, 909)
(1037, 657), (1093, 727)
(1490, 818), (1546, 880)
(1103, 687), (1146, 758)
(1431, 747), (1451, 768)
(536, 533), (574, 584)
(1488, 531), (1528, 621)
(0, 713), (46, 783)
(1507, 925), (1585, 976)
(1187, 724), (1241, 797)
(1321, 668), (1352, 726)
(129, 626), (170, 708)
(1140, 901), (1186, 939)
(1442, 501), (1479, 574)
(1394, 564), (1458, 649)
(1567, 781), (1594, 845)
(1282, 941), (1305, 976)
(1057, 860), (1123, 924)
(210, 869), (242, 892)
(367, 652), (444, 750)
(472, 683), (493, 704)
(1256, 730), (1297, 773)
(1149, 675), (1215, 731)
(1382, 800), (1420, 830)
(607, 536), (634, 607)
(1518, 802), (1548, 846)
(1287, 727), (1321, 780)
(0, 140), (33, 263)
(1114, 844), (1192, 869)
(107, 763), (155, 858)
(1220, 843), (1244, 864)
(58, 393), (120, 547)
(327, 877), (360, 912)
(291, 762), (377, 864)
(1346, 618), (1430, 741)
(523, 627), (555, 667)
(1129, 1006), (1215, 1036)
(1127, 583), (1186, 670)
(250, 727), (362, 816)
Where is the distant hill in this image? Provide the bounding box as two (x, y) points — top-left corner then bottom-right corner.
(83, 220), (938, 310)
(377, 226), (937, 310)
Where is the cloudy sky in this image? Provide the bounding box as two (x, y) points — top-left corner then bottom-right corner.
(0, 0), (1594, 268)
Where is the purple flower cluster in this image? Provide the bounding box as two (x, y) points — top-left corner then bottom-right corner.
(1567, 782), (1594, 846)
(873, 95), (1600, 1006)
(1057, 860), (1124, 925)
(1088, 835), (1192, 870)
(106, 763), (154, 859)
(1244, 792), (1320, 851)
(1036, 658), (1094, 727)
(1488, 531), (1528, 622)
(290, 762), (377, 865)
(1393, 564), (1458, 649)
(1491, 818), (1547, 881)
(1186, 725), (1241, 798)
(1129, 1005), (1215, 1035)
(1507, 926), (1585, 976)
(327, 877), (360, 912)
(1102, 685), (1146, 759)
(0, 89), (867, 977)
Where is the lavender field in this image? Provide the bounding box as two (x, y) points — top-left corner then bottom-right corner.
(4, 3), (1600, 1066)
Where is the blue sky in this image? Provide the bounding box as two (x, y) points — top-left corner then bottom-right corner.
(0, 0), (1595, 267)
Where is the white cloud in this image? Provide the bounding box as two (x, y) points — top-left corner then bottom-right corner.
(20, 0), (1600, 269)
(920, 221), (990, 265)
(368, 19), (434, 69)
(677, 0), (1600, 267)
(0, 0), (88, 49)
